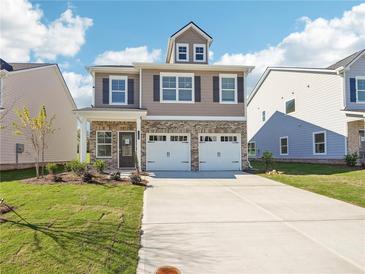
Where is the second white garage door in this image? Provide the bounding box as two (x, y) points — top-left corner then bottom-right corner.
(146, 133), (191, 171)
(199, 134), (241, 171)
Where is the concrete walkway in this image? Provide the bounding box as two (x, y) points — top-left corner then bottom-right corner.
(137, 172), (365, 274)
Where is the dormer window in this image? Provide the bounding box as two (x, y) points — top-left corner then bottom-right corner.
(176, 43), (189, 62)
(194, 44), (206, 62)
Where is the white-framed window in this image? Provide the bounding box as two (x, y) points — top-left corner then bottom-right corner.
(170, 135), (188, 142)
(109, 75), (127, 105)
(96, 131), (112, 158)
(285, 99), (295, 114)
(262, 111), (266, 122)
(149, 135), (166, 142)
(193, 44), (206, 62)
(356, 76), (365, 103)
(160, 73), (194, 103)
(248, 142), (256, 157)
(313, 131), (326, 155)
(200, 136), (217, 142)
(219, 74), (237, 104)
(176, 43), (189, 62)
(221, 136), (238, 142)
(280, 136), (289, 155)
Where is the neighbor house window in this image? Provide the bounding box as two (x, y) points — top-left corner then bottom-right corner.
(356, 77), (365, 103)
(96, 131), (112, 158)
(285, 99), (295, 114)
(109, 76), (127, 105)
(176, 43), (189, 62)
(280, 137), (289, 155)
(248, 142), (256, 157)
(219, 74), (237, 103)
(194, 44), (206, 62)
(262, 111), (266, 122)
(161, 73), (194, 103)
(313, 131), (326, 155)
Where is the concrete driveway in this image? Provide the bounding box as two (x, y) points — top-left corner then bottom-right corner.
(137, 172), (365, 274)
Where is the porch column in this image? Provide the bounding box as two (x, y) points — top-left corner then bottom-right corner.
(136, 116), (142, 171)
(79, 117), (87, 163)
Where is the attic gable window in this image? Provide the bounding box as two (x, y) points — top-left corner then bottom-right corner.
(194, 44), (206, 62)
(176, 43), (189, 62)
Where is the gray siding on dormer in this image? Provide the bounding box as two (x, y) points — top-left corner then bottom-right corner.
(174, 28), (208, 64)
(94, 72), (140, 108)
(345, 55), (365, 110)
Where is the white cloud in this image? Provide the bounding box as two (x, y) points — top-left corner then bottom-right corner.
(63, 72), (93, 108)
(94, 46), (161, 65)
(216, 3), (365, 92)
(0, 0), (92, 62)
(208, 50), (214, 61)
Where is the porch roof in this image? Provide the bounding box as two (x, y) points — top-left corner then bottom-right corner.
(74, 107), (147, 121)
(342, 109), (365, 122)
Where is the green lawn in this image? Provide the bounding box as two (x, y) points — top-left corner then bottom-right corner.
(251, 161), (365, 207)
(0, 169), (144, 274)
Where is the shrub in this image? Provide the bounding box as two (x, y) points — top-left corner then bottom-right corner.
(93, 160), (106, 173)
(82, 172), (93, 183)
(65, 159), (88, 176)
(109, 172), (121, 181)
(46, 163), (58, 174)
(344, 153), (358, 167)
(262, 151), (274, 171)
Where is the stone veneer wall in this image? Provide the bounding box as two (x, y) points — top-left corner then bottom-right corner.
(90, 121), (136, 169)
(141, 120), (247, 171)
(347, 120), (365, 154)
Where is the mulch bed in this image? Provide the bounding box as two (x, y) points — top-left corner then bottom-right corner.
(21, 172), (145, 185)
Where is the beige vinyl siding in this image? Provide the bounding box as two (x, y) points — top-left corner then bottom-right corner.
(0, 66), (77, 165)
(141, 69), (245, 116)
(94, 72), (140, 108)
(174, 28), (208, 64)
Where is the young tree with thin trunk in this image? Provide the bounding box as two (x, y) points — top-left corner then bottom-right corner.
(13, 105), (55, 178)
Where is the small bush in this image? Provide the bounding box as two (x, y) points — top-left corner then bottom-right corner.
(93, 160), (106, 173)
(65, 159), (88, 176)
(109, 172), (121, 181)
(344, 153), (358, 167)
(46, 163), (58, 174)
(262, 151), (274, 171)
(82, 172), (93, 183)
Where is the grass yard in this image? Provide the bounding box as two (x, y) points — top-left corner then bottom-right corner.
(251, 161), (365, 207)
(0, 168), (144, 274)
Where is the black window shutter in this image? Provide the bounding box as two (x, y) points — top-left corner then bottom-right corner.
(153, 75), (160, 101)
(194, 76), (201, 102)
(237, 77), (244, 103)
(213, 76), (219, 102)
(128, 79), (134, 104)
(102, 78), (109, 104)
(349, 78), (356, 102)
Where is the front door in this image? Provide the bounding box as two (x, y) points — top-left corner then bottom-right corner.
(119, 132), (135, 168)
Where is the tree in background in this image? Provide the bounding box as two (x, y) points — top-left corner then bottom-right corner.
(13, 105), (55, 178)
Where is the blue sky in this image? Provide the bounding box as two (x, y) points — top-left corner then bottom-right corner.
(2, 1), (365, 107)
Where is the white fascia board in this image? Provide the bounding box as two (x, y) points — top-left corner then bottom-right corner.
(144, 116), (246, 121)
(74, 109), (147, 121)
(87, 66), (139, 75)
(133, 62), (254, 73)
(247, 67), (338, 105)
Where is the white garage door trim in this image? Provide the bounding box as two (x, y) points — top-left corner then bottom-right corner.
(146, 133), (191, 171)
(198, 133), (241, 171)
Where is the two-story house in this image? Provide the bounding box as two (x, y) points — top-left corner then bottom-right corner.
(75, 22), (254, 171)
(247, 49), (365, 163)
(0, 59), (77, 170)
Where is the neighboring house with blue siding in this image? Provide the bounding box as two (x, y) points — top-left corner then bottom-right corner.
(247, 49), (365, 163)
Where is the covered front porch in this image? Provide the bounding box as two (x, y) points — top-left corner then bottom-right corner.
(345, 110), (365, 161)
(75, 108), (147, 170)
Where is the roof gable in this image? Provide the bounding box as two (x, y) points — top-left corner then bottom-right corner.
(327, 49), (365, 70)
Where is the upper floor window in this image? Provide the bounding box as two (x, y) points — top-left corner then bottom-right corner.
(194, 44), (206, 62)
(285, 99), (295, 114)
(176, 43), (189, 62)
(262, 111), (266, 122)
(313, 131), (326, 155)
(110, 76), (127, 105)
(219, 74), (237, 104)
(356, 77), (365, 103)
(160, 73), (194, 103)
(280, 137), (289, 155)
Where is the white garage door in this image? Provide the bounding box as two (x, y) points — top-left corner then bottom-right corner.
(146, 133), (190, 171)
(199, 134), (241, 171)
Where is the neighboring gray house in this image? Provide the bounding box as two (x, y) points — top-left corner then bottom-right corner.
(75, 22), (254, 171)
(247, 50), (365, 163)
